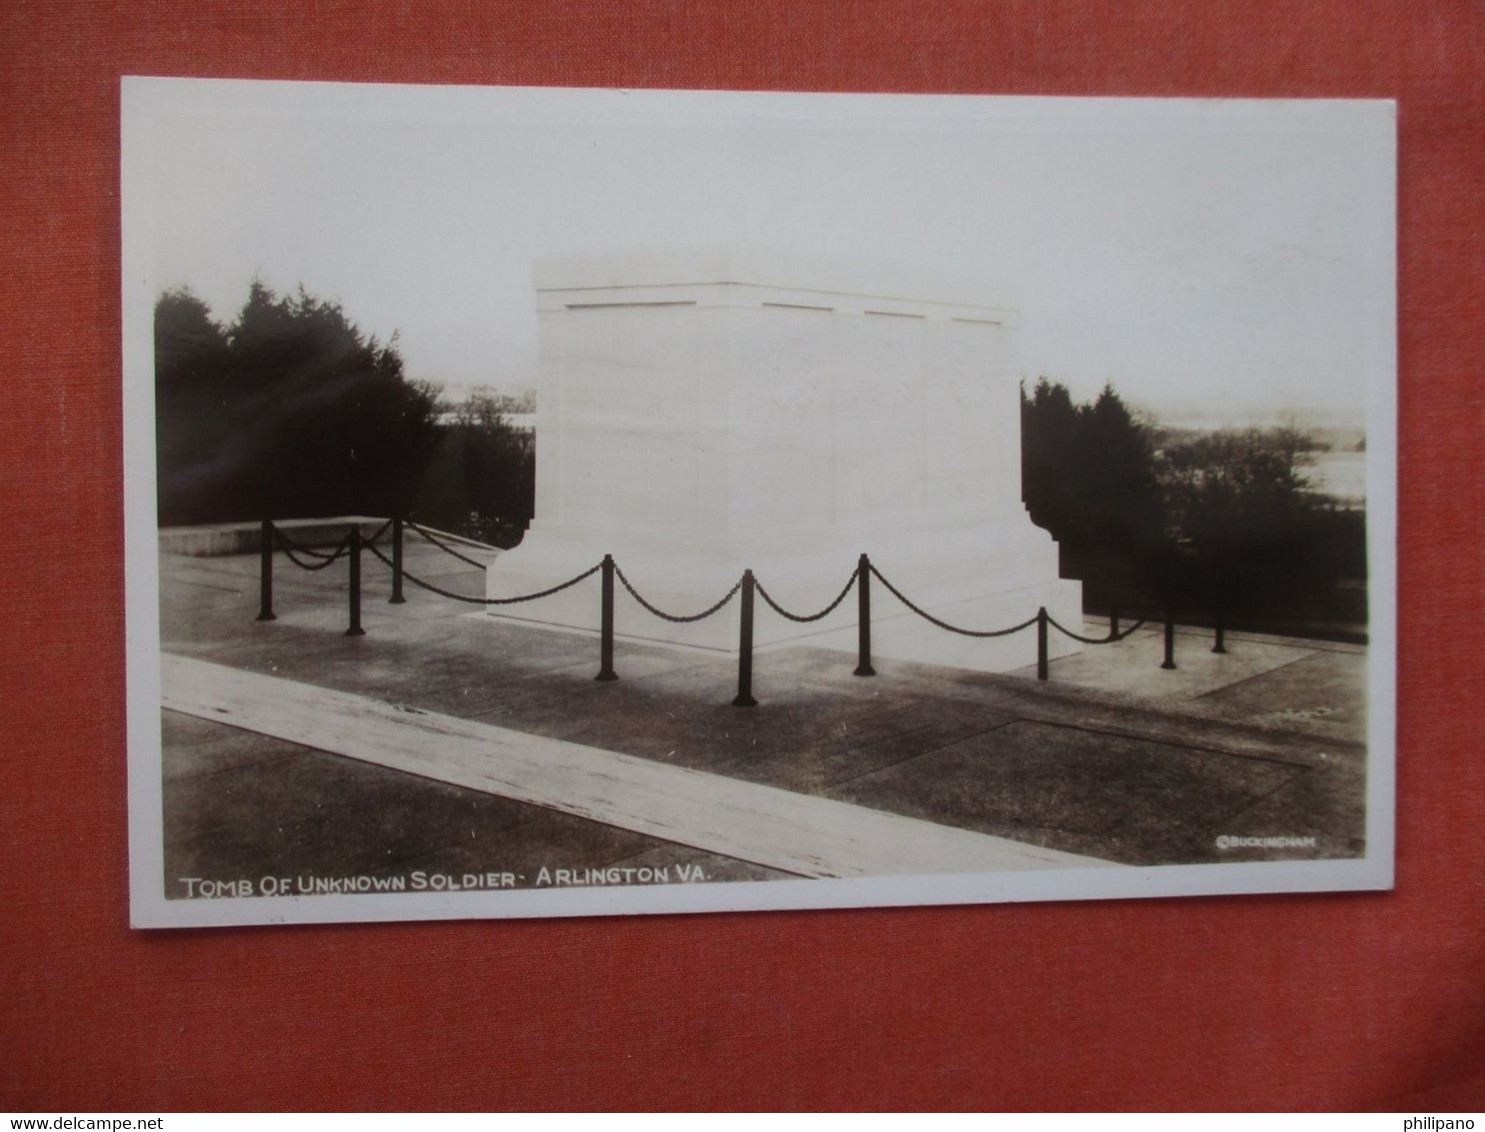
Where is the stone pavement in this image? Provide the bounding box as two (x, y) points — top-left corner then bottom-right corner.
(155, 527), (1369, 899)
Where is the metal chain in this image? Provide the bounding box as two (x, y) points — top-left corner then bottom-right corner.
(366, 542), (600, 604)
(613, 563), (743, 623)
(754, 570), (857, 623)
(362, 518), (393, 547)
(1045, 615), (1150, 645)
(271, 524), (347, 562)
(281, 524), (1162, 652)
(273, 528), (352, 571)
(275, 521), (389, 558)
(867, 564), (1039, 639)
(406, 520), (491, 569)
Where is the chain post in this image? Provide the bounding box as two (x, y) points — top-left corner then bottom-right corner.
(256, 519), (277, 622)
(854, 553), (876, 677)
(345, 525), (366, 637)
(1109, 609), (1119, 639)
(1212, 609), (1227, 654)
(1162, 605), (1176, 669)
(596, 554), (619, 682)
(389, 516), (406, 604)
(1036, 606), (1049, 681)
(732, 569), (758, 707)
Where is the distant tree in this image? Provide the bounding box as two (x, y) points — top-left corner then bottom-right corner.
(1152, 426), (1327, 616)
(1154, 427), (1319, 551)
(1021, 379), (1365, 632)
(471, 387), (536, 416)
(155, 281), (441, 524)
(408, 387), (535, 547)
(453, 389), (535, 544)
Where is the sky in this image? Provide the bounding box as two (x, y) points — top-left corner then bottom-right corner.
(127, 81), (1395, 428)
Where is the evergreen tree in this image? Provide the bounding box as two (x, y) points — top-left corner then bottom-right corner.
(154, 287), (229, 390)
(1020, 378), (1163, 605)
(1153, 426), (1325, 618)
(154, 288), (232, 486)
(154, 281), (441, 524)
(1021, 378), (1356, 628)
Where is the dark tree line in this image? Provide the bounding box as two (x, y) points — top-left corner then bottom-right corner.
(155, 282), (442, 525)
(412, 389), (536, 548)
(1021, 379), (1165, 607)
(155, 282), (538, 545)
(1021, 378), (1366, 635)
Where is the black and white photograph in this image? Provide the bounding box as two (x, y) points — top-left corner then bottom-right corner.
(122, 79), (1396, 927)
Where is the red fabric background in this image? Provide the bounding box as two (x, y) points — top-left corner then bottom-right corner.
(2, 1), (1481, 1112)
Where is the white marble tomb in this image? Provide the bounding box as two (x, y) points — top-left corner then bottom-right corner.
(485, 252), (1082, 672)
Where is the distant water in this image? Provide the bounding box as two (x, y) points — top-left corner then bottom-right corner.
(434, 410), (537, 430)
(1310, 451), (1366, 505)
(474, 410), (1368, 502)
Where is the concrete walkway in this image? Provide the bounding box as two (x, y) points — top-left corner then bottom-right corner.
(155, 528), (1368, 899)
(165, 654), (1109, 877)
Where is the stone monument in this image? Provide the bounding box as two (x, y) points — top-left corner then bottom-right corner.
(486, 252), (1082, 672)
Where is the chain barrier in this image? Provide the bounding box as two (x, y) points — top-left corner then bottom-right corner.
(867, 564), (1040, 639)
(1046, 615), (1149, 646)
(613, 563), (743, 623)
(405, 520), (492, 569)
(259, 511), (1203, 697)
(365, 542), (600, 604)
(272, 525), (345, 562)
(754, 571), (858, 623)
(272, 521), (388, 568)
(273, 527), (352, 571)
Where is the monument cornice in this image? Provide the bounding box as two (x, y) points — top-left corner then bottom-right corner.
(533, 250), (1020, 321)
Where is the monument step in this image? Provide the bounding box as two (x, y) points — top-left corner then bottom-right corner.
(159, 516), (387, 558)
(158, 518), (497, 559)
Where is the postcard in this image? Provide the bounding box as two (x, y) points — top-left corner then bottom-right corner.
(123, 79), (1395, 927)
